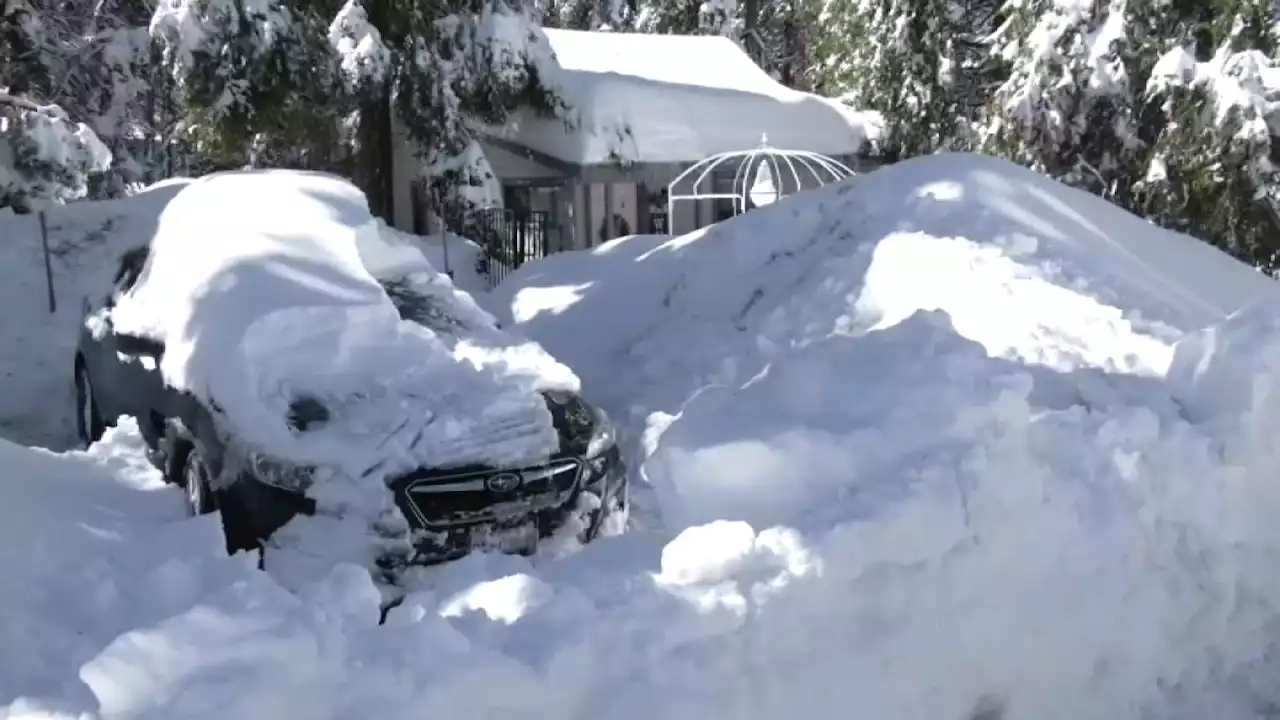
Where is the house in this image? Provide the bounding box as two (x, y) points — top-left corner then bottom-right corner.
(389, 28), (879, 258)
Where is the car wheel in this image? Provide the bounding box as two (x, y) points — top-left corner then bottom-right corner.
(74, 363), (106, 447)
(579, 488), (629, 543)
(182, 445), (217, 517)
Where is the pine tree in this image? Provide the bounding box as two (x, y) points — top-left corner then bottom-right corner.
(979, 0), (1144, 196)
(540, 0), (635, 29)
(810, 0), (865, 96)
(4, 0), (172, 196)
(150, 0), (347, 173)
(835, 0), (976, 159)
(1136, 2), (1280, 270)
(743, 0), (816, 88)
(633, 0), (707, 33)
(374, 0), (562, 221)
(150, 0), (559, 222)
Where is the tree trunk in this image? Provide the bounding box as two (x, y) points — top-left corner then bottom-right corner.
(742, 0), (760, 32)
(355, 0), (396, 223)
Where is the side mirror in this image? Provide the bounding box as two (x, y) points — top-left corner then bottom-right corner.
(116, 332), (165, 358)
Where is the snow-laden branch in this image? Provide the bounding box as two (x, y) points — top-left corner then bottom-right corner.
(0, 94), (112, 212)
(328, 0), (391, 93)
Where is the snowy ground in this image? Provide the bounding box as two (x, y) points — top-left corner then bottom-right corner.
(0, 181), (190, 448)
(8, 153), (1280, 719)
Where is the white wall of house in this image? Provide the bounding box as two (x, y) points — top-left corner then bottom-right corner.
(587, 182), (639, 245)
(483, 143), (564, 181)
(390, 116), (418, 233)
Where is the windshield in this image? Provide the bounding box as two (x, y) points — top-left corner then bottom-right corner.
(380, 272), (496, 338)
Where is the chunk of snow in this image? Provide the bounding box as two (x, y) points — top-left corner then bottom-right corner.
(0, 421), (257, 705)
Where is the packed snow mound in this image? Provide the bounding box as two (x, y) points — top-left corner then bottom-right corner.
(491, 153), (1280, 414)
(481, 153), (1280, 714)
(0, 178), (192, 448)
(109, 169), (575, 479)
(26, 314), (1280, 720)
(0, 419), (258, 708)
(1167, 301), (1280, 468)
(12, 154), (1280, 719)
(638, 311), (1280, 718)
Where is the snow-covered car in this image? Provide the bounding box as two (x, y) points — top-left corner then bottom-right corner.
(71, 170), (626, 568)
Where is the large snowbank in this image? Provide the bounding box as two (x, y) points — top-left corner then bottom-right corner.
(12, 153), (1280, 719)
(0, 420), (257, 708)
(0, 179), (191, 448)
(490, 153), (1277, 411)
(483, 152), (1280, 714)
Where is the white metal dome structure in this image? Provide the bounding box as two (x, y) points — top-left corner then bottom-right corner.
(665, 134), (856, 235)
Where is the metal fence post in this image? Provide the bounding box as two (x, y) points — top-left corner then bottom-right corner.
(39, 210), (56, 313)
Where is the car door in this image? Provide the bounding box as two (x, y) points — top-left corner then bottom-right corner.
(83, 247), (168, 445)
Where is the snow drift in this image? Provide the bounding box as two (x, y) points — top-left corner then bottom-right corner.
(485, 152), (1280, 715)
(0, 420), (257, 708)
(10, 153), (1280, 720)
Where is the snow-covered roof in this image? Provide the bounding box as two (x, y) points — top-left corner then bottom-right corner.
(491, 29), (877, 167)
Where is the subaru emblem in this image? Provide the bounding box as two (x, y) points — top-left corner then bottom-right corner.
(485, 471), (522, 493)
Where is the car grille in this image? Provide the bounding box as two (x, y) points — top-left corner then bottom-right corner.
(394, 458), (584, 530)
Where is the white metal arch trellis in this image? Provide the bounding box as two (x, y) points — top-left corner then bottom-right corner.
(665, 135), (856, 235)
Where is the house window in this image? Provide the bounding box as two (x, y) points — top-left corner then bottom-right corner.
(711, 164), (737, 222)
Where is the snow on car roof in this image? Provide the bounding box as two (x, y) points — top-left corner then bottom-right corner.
(109, 169), (575, 480)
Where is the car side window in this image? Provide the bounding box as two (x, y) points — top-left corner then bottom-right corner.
(110, 246), (150, 297)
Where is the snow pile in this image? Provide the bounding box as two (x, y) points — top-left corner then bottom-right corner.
(375, 220), (487, 294)
(110, 169), (575, 476)
(0, 179), (191, 448)
(0, 419), (257, 708)
(484, 152), (1280, 714)
(13, 153), (1280, 719)
(491, 153), (1277, 418)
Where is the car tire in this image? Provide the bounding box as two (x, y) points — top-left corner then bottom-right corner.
(181, 445), (217, 517)
(580, 487), (629, 543)
(74, 363), (106, 447)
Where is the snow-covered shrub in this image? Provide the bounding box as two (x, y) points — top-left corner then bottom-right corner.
(0, 94), (112, 212)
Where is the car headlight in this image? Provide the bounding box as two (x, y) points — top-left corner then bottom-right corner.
(247, 452), (319, 493)
(586, 408), (617, 459)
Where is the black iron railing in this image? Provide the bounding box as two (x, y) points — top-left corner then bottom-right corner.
(649, 211), (668, 235)
(468, 209), (550, 287)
